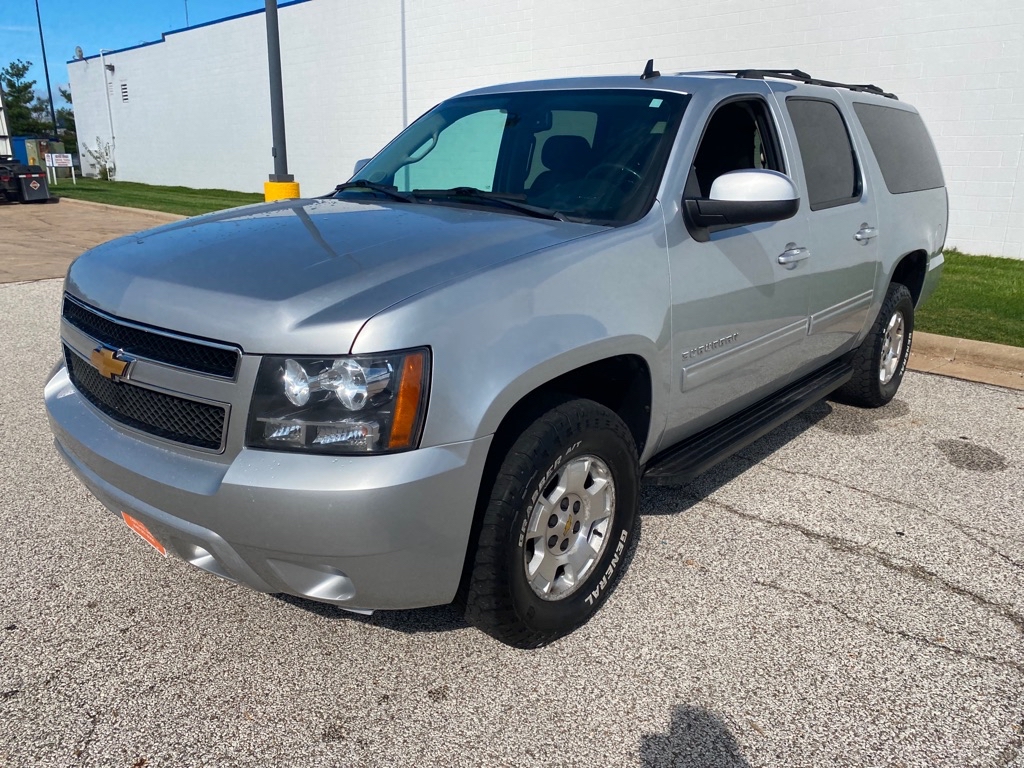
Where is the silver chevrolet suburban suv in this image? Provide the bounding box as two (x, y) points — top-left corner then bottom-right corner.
(45, 67), (947, 647)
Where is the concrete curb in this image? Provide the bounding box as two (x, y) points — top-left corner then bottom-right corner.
(909, 331), (1024, 391)
(55, 196), (186, 222)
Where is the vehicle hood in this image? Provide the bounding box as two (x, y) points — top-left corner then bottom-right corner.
(65, 198), (604, 354)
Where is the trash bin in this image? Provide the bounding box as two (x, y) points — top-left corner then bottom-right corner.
(16, 170), (50, 202)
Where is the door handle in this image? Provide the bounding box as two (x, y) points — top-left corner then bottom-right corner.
(777, 245), (810, 269)
(854, 224), (878, 243)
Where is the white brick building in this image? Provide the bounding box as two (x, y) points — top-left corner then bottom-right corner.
(68, 0), (1024, 257)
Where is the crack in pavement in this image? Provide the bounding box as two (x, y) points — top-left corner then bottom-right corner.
(752, 460), (1024, 572)
(994, 717), (1024, 767)
(74, 709), (98, 764)
(733, 456), (1024, 577)
(721, 449), (1024, 580)
(735, 452), (1024, 558)
(949, 529), (1024, 573)
(754, 579), (1024, 675)
(695, 495), (1024, 637)
(956, 519), (1024, 549)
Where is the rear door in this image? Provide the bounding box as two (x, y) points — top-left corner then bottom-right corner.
(777, 93), (879, 362)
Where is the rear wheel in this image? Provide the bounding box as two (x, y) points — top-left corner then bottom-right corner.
(465, 399), (639, 647)
(834, 282), (914, 408)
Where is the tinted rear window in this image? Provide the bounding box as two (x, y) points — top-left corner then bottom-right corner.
(852, 103), (945, 194)
(786, 98), (860, 210)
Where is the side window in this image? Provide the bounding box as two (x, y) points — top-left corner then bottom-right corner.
(400, 109), (507, 192)
(852, 102), (944, 194)
(786, 97), (861, 210)
(690, 99), (785, 198)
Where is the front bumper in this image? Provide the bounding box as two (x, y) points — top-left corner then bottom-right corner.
(45, 364), (492, 611)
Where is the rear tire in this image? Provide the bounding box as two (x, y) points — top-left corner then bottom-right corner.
(834, 282), (914, 408)
(465, 399), (639, 648)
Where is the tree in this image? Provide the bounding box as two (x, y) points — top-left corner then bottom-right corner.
(84, 136), (114, 180)
(1, 59), (52, 137)
(31, 95), (53, 127)
(57, 85), (77, 155)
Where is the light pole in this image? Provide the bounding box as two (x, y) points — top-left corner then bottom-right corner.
(34, 0), (58, 135)
(263, 0), (298, 201)
(98, 49), (116, 179)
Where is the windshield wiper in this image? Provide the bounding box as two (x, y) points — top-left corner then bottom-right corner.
(332, 180), (417, 203)
(412, 187), (567, 222)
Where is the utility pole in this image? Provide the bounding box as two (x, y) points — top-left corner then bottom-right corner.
(34, 0), (58, 136)
(263, 0), (298, 201)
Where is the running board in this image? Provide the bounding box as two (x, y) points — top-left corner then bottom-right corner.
(644, 357), (853, 484)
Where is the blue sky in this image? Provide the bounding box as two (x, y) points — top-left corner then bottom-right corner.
(1, 0), (263, 95)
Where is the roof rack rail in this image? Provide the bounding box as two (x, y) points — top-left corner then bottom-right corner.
(715, 69), (898, 100)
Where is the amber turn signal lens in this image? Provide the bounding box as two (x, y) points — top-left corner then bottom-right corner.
(388, 352), (426, 449)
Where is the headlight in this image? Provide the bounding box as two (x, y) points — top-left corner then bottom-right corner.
(246, 348), (430, 454)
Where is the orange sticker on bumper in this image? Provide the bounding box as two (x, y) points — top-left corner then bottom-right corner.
(121, 512), (167, 557)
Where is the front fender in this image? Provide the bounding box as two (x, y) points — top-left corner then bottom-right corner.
(351, 208), (674, 464)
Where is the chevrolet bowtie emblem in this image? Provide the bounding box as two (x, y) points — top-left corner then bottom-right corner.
(90, 347), (134, 381)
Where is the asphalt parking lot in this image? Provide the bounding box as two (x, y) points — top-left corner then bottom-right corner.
(0, 275), (1021, 768)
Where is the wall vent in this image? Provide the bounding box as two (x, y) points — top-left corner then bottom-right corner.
(120, 82), (129, 103)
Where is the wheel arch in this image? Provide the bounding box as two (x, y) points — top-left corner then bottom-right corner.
(889, 249), (928, 305)
(483, 352), (653, 458)
(456, 352), (653, 601)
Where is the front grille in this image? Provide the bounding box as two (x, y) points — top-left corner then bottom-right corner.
(62, 297), (239, 378)
(65, 347), (227, 451)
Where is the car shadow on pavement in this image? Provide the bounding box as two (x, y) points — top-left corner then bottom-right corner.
(272, 593), (469, 634)
(639, 704), (752, 767)
(639, 399), (834, 515)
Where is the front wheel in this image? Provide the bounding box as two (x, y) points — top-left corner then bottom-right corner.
(464, 399), (639, 647)
(833, 282), (914, 408)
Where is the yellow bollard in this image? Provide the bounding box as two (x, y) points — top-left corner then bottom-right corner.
(264, 180), (301, 202)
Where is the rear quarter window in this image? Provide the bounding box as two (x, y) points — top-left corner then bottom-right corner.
(786, 97), (861, 211)
(852, 103), (945, 194)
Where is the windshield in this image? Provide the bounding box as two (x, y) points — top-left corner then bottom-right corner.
(344, 89), (689, 226)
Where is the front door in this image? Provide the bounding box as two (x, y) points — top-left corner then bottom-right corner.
(661, 95), (812, 449)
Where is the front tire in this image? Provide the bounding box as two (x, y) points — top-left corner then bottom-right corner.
(834, 282), (914, 408)
(465, 399), (639, 647)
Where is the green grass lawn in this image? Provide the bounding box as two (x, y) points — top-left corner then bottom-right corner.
(49, 178), (1024, 348)
(916, 248), (1024, 348)
(52, 176), (264, 217)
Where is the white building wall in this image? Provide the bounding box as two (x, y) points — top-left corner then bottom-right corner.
(68, 0), (1024, 258)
